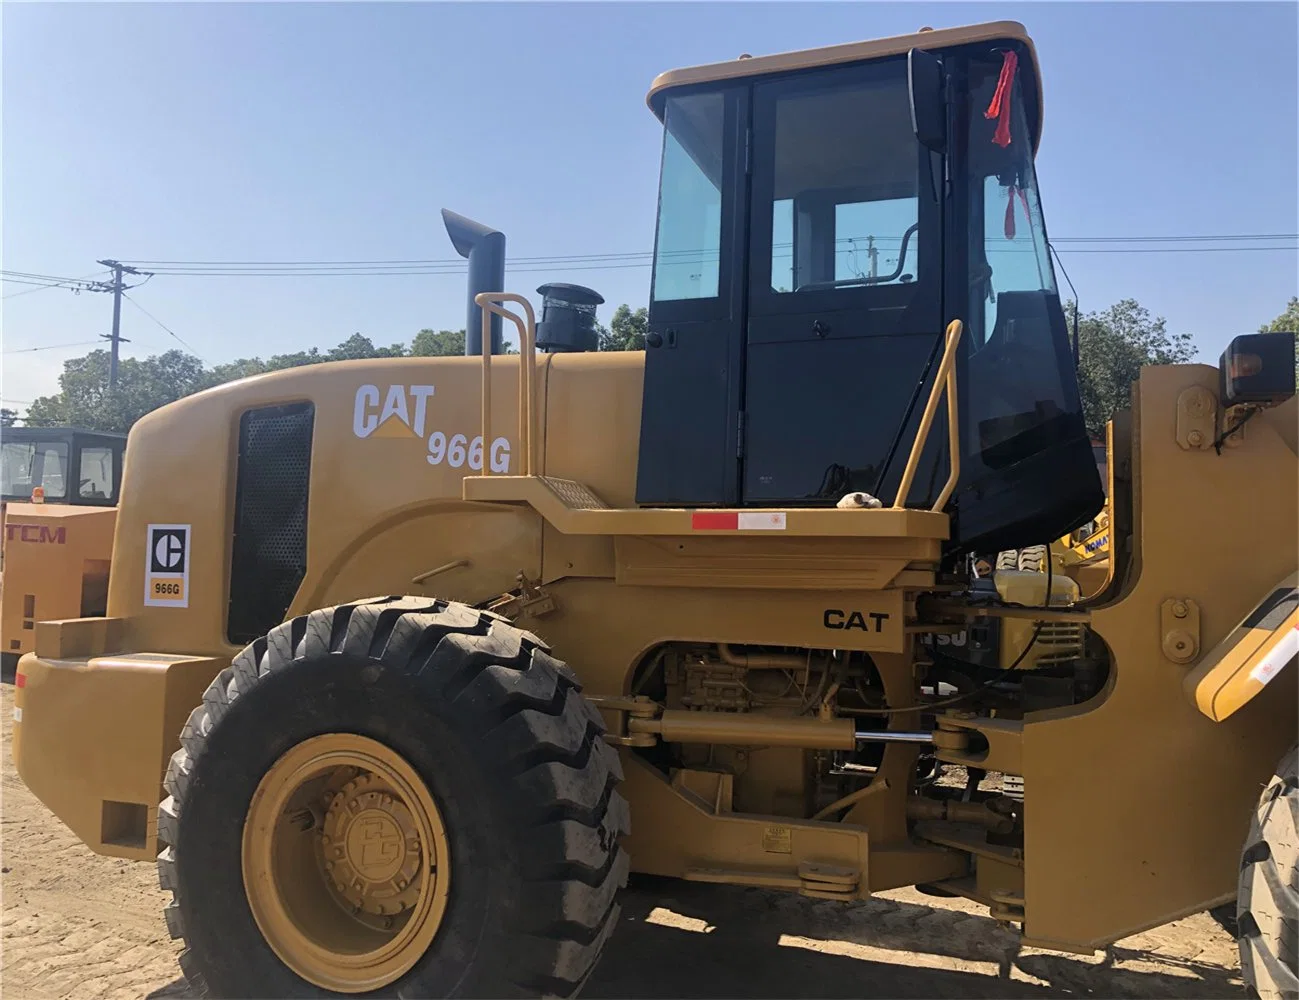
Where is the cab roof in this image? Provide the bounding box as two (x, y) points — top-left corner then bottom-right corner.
(1, 426), (126, 443)
(646, 20), (1044, 152)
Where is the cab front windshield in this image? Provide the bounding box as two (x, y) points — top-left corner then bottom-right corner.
(1, 440), (69, 500)
(961, 47), (1075, 477)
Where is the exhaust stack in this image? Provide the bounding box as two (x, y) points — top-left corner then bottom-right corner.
(441, 209), (505, 356)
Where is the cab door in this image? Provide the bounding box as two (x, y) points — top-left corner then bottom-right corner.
(635, 86), (749, 506)
(742, 57), (945, 506)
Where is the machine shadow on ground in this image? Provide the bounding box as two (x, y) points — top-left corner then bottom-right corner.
(143, 878), (1243, 1000)
(588, 880), (1243, 999)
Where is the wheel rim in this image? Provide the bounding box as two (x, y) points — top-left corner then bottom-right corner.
(241, 733), (451, 994)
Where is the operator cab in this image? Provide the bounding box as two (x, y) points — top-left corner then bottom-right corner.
(635, 22), (1104, 554)
(1, 427), (124, 507)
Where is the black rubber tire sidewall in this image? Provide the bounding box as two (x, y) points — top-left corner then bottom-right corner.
(175, 652), (518, 999)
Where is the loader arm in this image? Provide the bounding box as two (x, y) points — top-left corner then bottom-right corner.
(1185, 571), (1298, 721)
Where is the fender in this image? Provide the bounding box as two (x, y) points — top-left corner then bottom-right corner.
(1185, 571), (1298, 721)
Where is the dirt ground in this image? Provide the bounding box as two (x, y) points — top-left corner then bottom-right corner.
(0, 680), (1245, 999)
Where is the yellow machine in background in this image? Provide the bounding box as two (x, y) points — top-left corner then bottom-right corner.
(0, 427), (123, 673)
(1, 503), (116, 673)
(10, 22), (1298, 1000)
(997, 439), (1111, 599)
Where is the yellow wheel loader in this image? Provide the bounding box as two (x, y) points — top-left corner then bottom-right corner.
(12, 21), (1298, 999)
(0, 426), (123, 675)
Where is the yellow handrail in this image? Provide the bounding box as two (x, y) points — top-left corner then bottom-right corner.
(473, 292), (538, 477)
(892, 318), (964, 512)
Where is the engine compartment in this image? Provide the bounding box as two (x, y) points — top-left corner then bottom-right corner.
(621, 558), (1112, 856)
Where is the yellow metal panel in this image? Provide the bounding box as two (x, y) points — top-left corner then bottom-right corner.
(295, 503), (540, 613)
(34, 616), (127, 659)
(106, 354), (556, 660)
(1, 504), (116, 659)
(620, 753), (872, 894)
(614, 534), (934, 591)
(463, 473), (951, 538)
(539, 353), (644, 508)
(12, 650), (225, 860)
(1022, 364), (1299, 950)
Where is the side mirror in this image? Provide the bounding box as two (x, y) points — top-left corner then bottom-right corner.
(908, 48), (946, 154)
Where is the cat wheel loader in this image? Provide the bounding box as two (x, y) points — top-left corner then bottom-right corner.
(12, 20), (1298, 999)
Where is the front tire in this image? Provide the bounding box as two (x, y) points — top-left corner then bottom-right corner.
(1237, 744), (1298, 1000)
(157, 596), (629, 998)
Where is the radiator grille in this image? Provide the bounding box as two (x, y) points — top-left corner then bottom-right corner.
(227, 402), (314, 644)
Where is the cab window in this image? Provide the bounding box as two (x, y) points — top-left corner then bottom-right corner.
(78, 445), (116, 500)
(1, 441), (69, 499)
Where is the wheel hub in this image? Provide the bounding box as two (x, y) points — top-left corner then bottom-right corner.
(241, 734), (451, 993)
(322, 774), (423, 918)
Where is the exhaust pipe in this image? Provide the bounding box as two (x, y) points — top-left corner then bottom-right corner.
(441, 209), (505, 356)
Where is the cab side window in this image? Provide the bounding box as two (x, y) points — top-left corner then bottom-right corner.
(78, 446), (116, 500)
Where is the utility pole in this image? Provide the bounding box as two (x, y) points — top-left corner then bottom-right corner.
(91, 260), (140, 390)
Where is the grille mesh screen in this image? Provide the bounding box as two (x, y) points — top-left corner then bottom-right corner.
(227, 402), (314, 644)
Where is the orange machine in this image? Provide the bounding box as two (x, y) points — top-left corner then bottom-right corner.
(1, 503), (117, 674)
(1, 427), (123, 674)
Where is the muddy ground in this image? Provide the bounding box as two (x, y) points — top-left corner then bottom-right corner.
(0, 681), (1244, 999)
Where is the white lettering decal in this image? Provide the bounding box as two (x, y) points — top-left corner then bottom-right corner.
(353, 385), (380, 438)
(447, 433), (468, 468)
(490, 436), (511, 473)
(379, 384), (410, 429)
(427, 431), (447, 465)
(356, 383), (514, 476)
(408, 385), (435, 437)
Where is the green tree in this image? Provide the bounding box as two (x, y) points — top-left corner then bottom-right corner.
(26, 349), (209, 433)
(0, 408), (17, 428)
(1072, 298), (1195, 437)
(1260, 296), (1299, 334)
(1258, 296), (1299, 379)
(23, 321), (540, 436)
(328, 333), (407, 361)
(410, 329), (467, 356)
(598, 304), (648, 351)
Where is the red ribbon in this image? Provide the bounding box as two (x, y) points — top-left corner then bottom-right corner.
(985, 50), (1018, 148)
(1003, 186), (1031, 240)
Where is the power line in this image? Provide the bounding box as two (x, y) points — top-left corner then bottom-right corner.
(117, 242), (1297, 277)
(1, 269), (110, 299)
(2, 277), (76, 287)
(3, 234), (1288, 288)
(125, 261), (667, 277)
(3, 270), (88, 281)
(122, 292), (205, 360)
(1054, 246), (1296, 254)
(2, 340), (105, 355)
(119, 232), (1299, 269)
(5, 232), (1293, 286)
(1054, 234), (1297, 243)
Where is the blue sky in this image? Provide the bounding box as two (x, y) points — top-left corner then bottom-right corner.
(3, 1), (1296, 416)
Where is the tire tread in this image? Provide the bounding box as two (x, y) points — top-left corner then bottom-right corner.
(1238, 744), (1299, 1000)
(156, 596), (627, 998)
